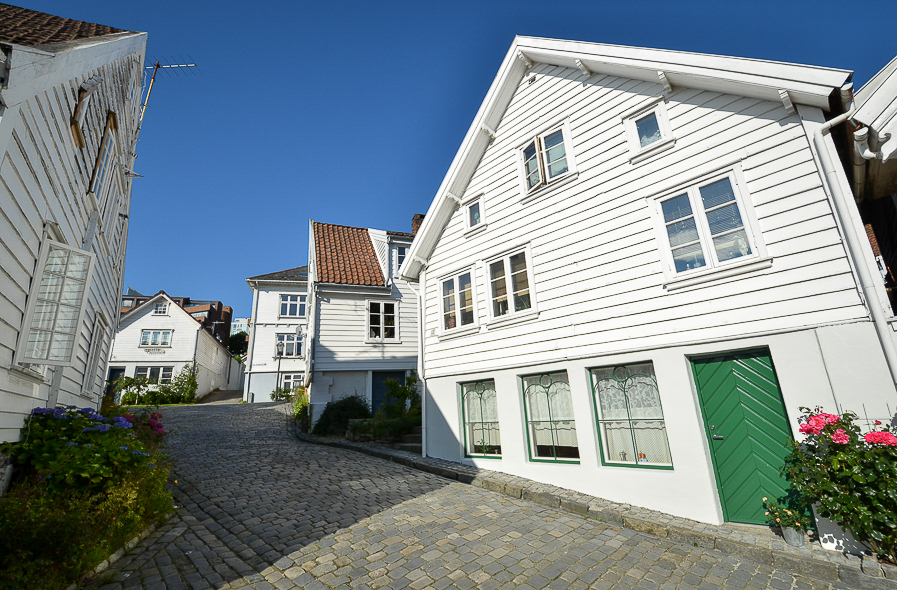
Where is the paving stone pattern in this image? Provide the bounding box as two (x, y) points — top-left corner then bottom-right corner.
(92, 403), (856, 590)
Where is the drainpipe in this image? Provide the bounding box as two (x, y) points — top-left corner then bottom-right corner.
(245, 281), (260, 402)
(405, 270), (427, 457)
(812, 87), (897, 387)
(855, 126), (892, 162)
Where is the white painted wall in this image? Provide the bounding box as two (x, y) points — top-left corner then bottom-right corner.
(0, 33), (147, 441)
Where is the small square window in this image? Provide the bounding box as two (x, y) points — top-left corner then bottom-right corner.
(623, 99), (674, 162)
(367, 300), (399, 343)
(517, 120), (577, 196)
(152, 302), (168, 315)
(463, 196), (487, 233)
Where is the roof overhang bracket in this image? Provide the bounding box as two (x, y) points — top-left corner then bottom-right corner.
(575, 59), (592, 78)
(446, 191), (462, 206)
(480, 123), (497, 141)
(413, 255), (428, 266)
(657, 71), (673, 94)
(517, 51), (534, 70)
(778, 89), (796, 115)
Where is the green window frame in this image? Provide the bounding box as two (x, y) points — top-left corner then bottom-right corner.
(460, 380), (501, 458)
(521, 371), (579, 463)
(590, 362), (673, 469)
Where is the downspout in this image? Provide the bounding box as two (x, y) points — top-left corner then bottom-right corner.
(812, 86), (897, 387)
(405, 269), (427, 457)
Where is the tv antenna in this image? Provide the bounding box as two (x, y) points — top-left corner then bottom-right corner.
(134, 56), (202, 145)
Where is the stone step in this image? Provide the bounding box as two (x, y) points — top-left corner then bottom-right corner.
(402, 434), (422, 444)
(389, 443), (422, 454)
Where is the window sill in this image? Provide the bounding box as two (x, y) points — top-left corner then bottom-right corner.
(664, 256), (773, 291)
(485, 310), (539, 330)
(629, 137), (676, 165)
(520, 172), (579, 205)
(364, 340), (402, 345)
(437, 325), (481, 341)
(464, 223), (488, 238)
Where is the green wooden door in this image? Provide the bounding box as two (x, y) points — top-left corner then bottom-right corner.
(691, 349), (792, 524)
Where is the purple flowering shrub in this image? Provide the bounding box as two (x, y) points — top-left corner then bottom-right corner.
(0, 405), (172, 589)
(783, 407), (897, 563)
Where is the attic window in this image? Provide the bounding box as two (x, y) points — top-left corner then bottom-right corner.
(518, 120), (577, 196)
(623, 98), (675, 163)
(152, 302), (168, 315)
(70, 75), (103, 148)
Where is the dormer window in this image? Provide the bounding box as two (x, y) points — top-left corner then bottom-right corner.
(152, 302), (168, 315)
(623, 98), (674, 162)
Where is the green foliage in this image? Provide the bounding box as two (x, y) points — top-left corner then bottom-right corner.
(271, 386), (296, 402)
(312, 394), (371, 436)
(292, 389), (310, 432)
(348, 414), (420, 440)
(118, 365), (197, 406)
(783, 407), (897, 562)
(228, 331), (248, 355)
(0, 405), (171, 589)
(762, 496), (808, 530)
(381, 375), (420, 418)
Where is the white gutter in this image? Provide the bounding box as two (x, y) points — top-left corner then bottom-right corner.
(405, 269), (427, 457)
(812, 88), (897, 386)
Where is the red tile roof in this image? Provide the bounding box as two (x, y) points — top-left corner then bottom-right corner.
(0, 3), (126, 46)
(313, 222), (385, 286)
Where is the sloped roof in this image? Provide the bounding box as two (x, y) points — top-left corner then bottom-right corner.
(387, 230), (414, 239)
(247, 265), (308, 282)
(124, 287), (144, 297)
(0, 3), (126, 46)
(401, 36), (855, 280)
(854, 54), (897, 156)
(313, 222), (385, 286)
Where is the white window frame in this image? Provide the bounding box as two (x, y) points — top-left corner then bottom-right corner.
(275, 333), (303, 357)
(485, 245), (538, 324)
(516, 119), (577, 198)
(281, 373), (304, 391)
(649, 166), (768, 288)
(393, 245), (409, 278)
(139, 329), (173, 347)
(89, 112), (118, 206)
(463, 194), (487, 235)
(439, 267), (479, 336)
(365, 299), (400, 343)
(81, 314), (109, 394)
(152, 302), (168, 315)
(279, 294), (306, 318)
(136, 366), (173, 384)
(15, 239), (96, 367)
(622, 97), (675, 163)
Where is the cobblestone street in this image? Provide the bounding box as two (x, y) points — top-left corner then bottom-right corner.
(93, 402), (851, 590)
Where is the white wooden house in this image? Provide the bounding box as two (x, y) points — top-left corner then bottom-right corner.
(400, 37), (897, 527)
(0, 5), (147, 451)
(108, 292), (243, 398)
(304, 220), (419, 423)
(243, 266), (308, 403)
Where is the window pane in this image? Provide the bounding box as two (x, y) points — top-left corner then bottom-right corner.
(149, 367), (160, 381)
(54, 306), (79, 333)
(370, 302), (380, 314)
(442, 278), (456, 330)
(25, 330), (51, 360)
(712, 229), (752, 262)
(671, 242), (706, 272)
(384, 303), (395, 315)
(666, 217), (700, 248)
(38, 274), (63, 301)
(462, 380), (501, 456)
(523, 141), (542, 189)
(489, 261), (508, 317)
(699, 178), (736, 210)
(636, 113), (662, 148)
(136, 367), (148, 378)
(661, 194), (692, 223)
(289, 303), (297, 315)
(45, 247), (68, 275)
(632, 421), (672, 464)
(705, 203), (744, 237)
(151, 331), (160, 345)
(384, 327), (396, 339)
(601, 421), (637, 463)
(281, 302), (288, 315)
(32, 302), (57, 330)
(66, 252), (91, 280)
(141, 331), (150, 346)
(509, 253), (531, 312)
(49, 332), (74, 361)
(469, 203), (481, 226)
(458, 273), (474, 326)
(60, 278), (85, 305)
(542, 130), (568, 179)
(522, 372), (578, 460)
(160, 331), (170, 346)
(370, 326), (381, 339)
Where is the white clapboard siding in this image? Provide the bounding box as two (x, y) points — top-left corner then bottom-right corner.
(314, 283), (418, 372)
(0, 34), (147, 442)
(421, 63), (868, 379)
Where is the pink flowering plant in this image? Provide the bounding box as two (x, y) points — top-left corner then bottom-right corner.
(762, 496), (806, 530)
(783, 406), (897, 563)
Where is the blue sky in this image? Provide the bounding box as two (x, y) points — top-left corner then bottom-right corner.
(16, 0), (897, 318)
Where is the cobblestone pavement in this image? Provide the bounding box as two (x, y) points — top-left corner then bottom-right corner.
(92, 403), (852, 590)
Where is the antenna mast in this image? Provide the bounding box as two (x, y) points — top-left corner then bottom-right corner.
(134, 56), (202, 146)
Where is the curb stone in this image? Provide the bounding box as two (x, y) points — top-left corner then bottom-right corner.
(293, 424), (897, 589)
(63, 511), (174, 590)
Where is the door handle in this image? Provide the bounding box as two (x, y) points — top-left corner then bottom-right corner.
(712, 434), (724, 440)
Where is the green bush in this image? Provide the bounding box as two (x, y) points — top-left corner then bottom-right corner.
(118, 365), (197, 406)
(312, 394), (371, 436)
(348, 414), (420, 440)
(292, 389), (310, 432)
(271, 386), (295, 402)
(0, 405), (172, 589)
(783, 407), (897, 563)
(381, 375), (420, 418)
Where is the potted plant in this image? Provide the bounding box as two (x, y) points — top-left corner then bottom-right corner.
(763, 496), (807, 546)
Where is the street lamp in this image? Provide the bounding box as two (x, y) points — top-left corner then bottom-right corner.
(275, 340), (284, 394)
